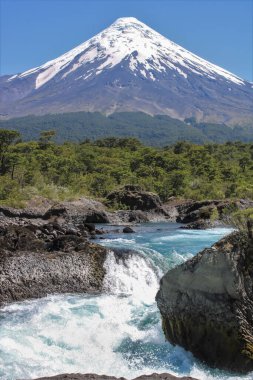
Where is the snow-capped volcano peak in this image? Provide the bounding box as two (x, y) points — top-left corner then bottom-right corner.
(9, 16), (245, 89)
(3, 17), (252, 124)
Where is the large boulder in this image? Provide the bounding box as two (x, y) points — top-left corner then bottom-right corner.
(106, 185), (164, 212)
(156, 232), (253, 373)
(44, 198), (110, 224)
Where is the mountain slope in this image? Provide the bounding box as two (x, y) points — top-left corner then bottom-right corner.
(1, 17), (253, 124)
(0, 111), (252, 145)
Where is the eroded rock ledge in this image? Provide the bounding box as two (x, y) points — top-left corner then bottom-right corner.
(33, 372), (198, 380)
(0, 217), (108, 306)
(156, 232), (253, 373)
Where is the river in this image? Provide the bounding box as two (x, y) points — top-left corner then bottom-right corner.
(1, 223), (251, 380)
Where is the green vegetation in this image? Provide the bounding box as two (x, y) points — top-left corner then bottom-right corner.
(0, 112), (252, 146)
(230, 208), (253, 236)
(0, 130), (252, 208)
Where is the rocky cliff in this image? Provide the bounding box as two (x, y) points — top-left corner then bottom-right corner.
(156, 231), (253, 373)
(0, 227), (106, 305)
(0, 225), (107, 305)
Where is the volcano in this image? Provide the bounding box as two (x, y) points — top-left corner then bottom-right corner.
(1, 17), (252, 124)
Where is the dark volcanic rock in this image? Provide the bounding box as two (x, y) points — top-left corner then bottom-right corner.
(179, 219), (214, 230)
(123, 226), (135, 233)
(127, 210), (149, 223)
(33, 372), (198, 380)
(0, 214), (108, 305)
(0, 205), (45, 219)
(106, 185), (165, 212)
(156, 232), (253, 373)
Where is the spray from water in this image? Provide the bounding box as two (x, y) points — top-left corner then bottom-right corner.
(103, 249), (160, 303)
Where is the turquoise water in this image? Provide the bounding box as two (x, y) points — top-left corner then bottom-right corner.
(0, 223), (251, 380)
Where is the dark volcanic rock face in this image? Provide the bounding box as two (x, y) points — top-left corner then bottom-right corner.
(0, 203), (109, 305)
(0, 225), (107, 305)
(156, 232), (253, 373)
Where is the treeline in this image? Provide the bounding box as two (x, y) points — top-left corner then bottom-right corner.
(0, 111), (252, 146)
(0, 130), (252, 208)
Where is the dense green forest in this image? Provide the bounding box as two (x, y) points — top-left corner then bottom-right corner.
(0, 112), (252, 146)
(0, 129), (252, 208)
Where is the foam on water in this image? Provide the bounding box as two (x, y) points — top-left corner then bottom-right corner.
(0, 224), (251, 380)
(103, 250), (160, 302)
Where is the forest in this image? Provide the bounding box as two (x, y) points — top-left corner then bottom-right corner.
(0, 112), (253, 145)
(0, 129), (252, 208)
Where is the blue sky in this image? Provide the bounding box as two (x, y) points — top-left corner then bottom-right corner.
(1, 0), (252, 81)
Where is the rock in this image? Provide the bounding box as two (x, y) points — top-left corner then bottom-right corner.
(95, 229), (105, 235)
(128, 210), (149, 223)
(0, 212), (110, 306)
(106, 185), (165, 212)
(0, 241), (107, 305)
(110, 210), (151, 224)
(156, 232), (253, 373)
(44, 198), (110, 224)
(84, 223), (96, 232)
(0, 205), (47, 219)
(175, 199), (253, 225)
(163, 198), (253, 228)
(33, 373), (198, 380)
(0, 225), (45, 252)
(85, 211), (109, 223)
(123, 226), (135, 233)
(179, 219), (214, 229)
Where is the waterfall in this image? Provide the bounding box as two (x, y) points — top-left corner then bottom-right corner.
(103, 249), (160, 303)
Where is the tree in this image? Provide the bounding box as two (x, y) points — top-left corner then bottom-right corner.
(0, 129), (20, 175)
(229, 208), (253, 242)
(39, 130), (56, 149)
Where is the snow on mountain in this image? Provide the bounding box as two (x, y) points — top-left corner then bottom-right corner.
(8, 17), (244, 88)
(1, 17), (252, 123)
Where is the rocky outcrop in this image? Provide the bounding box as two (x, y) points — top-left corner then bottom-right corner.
(164, 198), (253, 228)
(0, 197), (110, 228)
(156, 232), (253, 373)
(0, 194), (174, 229)
(33, 373), (198, 380)
(179, 219), (216, 230)
(0, 218), (107, 305)
(0, 242), (106, 305)
(44, 198), (110, 224)
(106, 185), (165, 212)
(2, 193), (252, 228)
